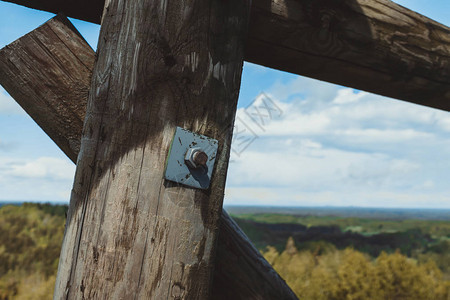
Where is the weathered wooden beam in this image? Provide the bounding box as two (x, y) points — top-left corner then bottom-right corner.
(247, 0), (450, 111)
(48, 0), (278, 297)
(0, 14), (92, 162)
(0, 15), (297, 300)
(213, 210), (299, 299)
(2, 0), (104, 24)
(2, 0), (450, 111)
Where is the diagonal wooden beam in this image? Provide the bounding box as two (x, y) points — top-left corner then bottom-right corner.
(0, 15), (297, 300)
(0, 15), (92, 162)
(2, 0), (450, 111)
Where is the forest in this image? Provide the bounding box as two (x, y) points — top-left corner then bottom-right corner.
(0, 203), (449, 299)
(0, 203), (65, 299)
(233, 212), (450, 299)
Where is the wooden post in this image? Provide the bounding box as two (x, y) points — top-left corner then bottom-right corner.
(0, 15), (298, 299)
(53, 1), (252, 298)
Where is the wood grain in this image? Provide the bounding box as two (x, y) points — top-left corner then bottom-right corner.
(3, 0), (450, 111)
(213, 211), (298, 300)
(246, 0), (450, 111)
(0, 14), (94, 162)
(52, 1), (257, 298)
(0, 15), (298, 299)
(2, 0), (104, 24)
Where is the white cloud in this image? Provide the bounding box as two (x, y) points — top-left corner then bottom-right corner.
(438, 116), (450, 132)
(224, 187), (450, 209)
(0, 139), (16, 151)
(228, 142), (420, 191)
(233, 87), (440, 147)
(244, 62), (268, 75)
(336, 128), (433, 142)
(269, 76), (339, 107)
(0, 156), (75, 202)
(333, 89), (367, 104)
(226, 76), (450, 208)
(5, 157), (75, 180)
(422, 180), (435, 189)
(0, 87), (25, 115)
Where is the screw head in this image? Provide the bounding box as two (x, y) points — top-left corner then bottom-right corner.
(185, 148), (208, 169)
(193, 150), (208, 167)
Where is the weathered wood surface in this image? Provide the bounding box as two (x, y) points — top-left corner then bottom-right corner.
(0, 14), (93, 162)
(0, 15), (298, 299)
(2, 0), (104, 24)
(3, 0), (450, 111)
(213, 210), (298, 300)
(247, 0), (450, 111)
(52, 0), (259, 298)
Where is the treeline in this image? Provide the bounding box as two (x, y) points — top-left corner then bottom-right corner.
(233, 216), (450, 277)
(0, 203), (67, 300)
(0, 204), (449, 299)
(236, 213), (450, 238)
(264, 237), (450, 300)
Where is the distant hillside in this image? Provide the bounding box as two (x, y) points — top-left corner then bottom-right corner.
(0, 202), (21, 209)
(0, 202), (448, 299)
(3, 203), (448, 220)
(232, 213), (450, 279)
(0, 201), (68, 209)
(225, 205), (450, 220)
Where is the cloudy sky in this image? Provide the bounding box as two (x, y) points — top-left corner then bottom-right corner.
(0, 1), (449, 208)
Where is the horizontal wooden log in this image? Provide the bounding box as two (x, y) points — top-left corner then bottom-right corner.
(2, 0), (450, 111)
(2, 0), (104, 24)
(0, 15), (298, 300)
(247, 0), (450, 111)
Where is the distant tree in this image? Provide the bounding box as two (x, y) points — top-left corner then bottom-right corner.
(263, 237), (450, 300)
(0, 203), (65, 299)
(375, 251), (449, 300)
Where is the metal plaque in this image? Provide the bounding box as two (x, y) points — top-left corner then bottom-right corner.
(164, 127), (218, 189)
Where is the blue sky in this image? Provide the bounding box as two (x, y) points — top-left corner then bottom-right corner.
(0, 1), (449, 208)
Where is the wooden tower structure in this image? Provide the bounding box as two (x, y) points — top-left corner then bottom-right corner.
(1, 0), (449, 298)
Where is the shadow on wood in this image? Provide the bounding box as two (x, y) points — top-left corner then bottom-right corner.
(54, 0), (251, 297)
(0, 13), (298, 300)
